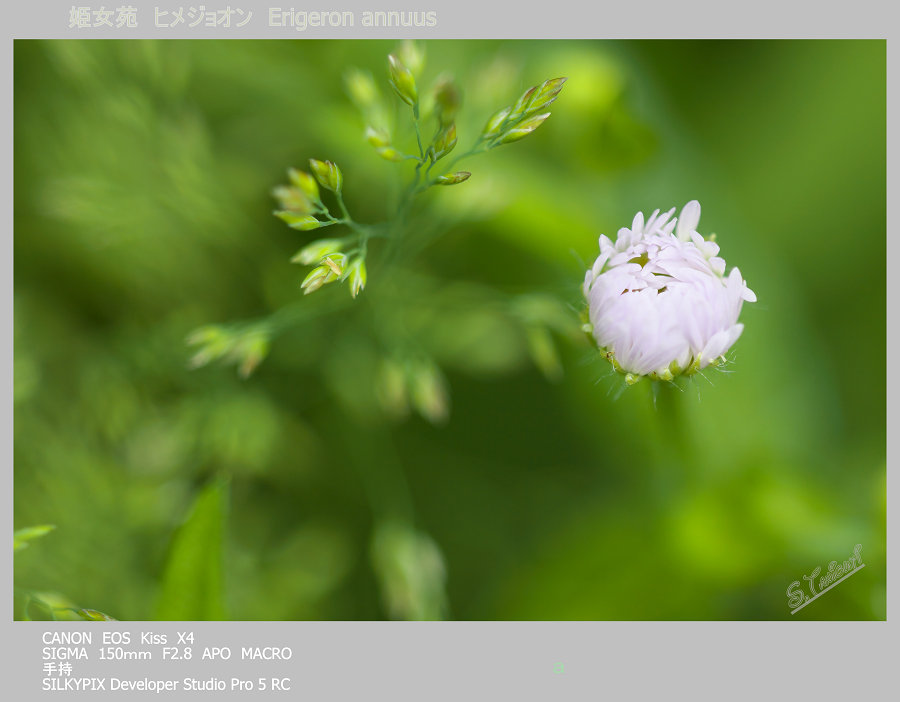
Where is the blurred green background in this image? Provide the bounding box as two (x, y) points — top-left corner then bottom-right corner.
(14, 40), (885, 620)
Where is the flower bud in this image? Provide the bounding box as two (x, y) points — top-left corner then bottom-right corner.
(434, 171), (471, 186)
(493, 112), (551, 146)
(376, 146), (406, 162)
(287, 215), (324, 231)
(365, 126), (391, 148)
(583, 201), (756, 383)
(376, 359), (409, 418)
(433, 75), (461, 123)
(481, 106), (511, 139)
(397, 40), (425, 78)
(322, 252), (348, 277)
(274, 209), (316, 226)
(287, 168), (321, 202)
(510, 77), (567, 120)
(431, 123), (457, 161)
(300, 265), (331, 295)
(272, 185), (313, 215)
(236, 331), (269, 379)
(309, 159), (343, 194)
(344, 68), (378, 108)
(509, 86), (538, 121)
(527, 77), (567, 114)
(388, 54), (418, 106)
(410, 361), (449, 424)
(370, 521), (447, 620)
(186, 325), (232, 368)
(346, 257), (367, 298)
(291, 238), (344, 265)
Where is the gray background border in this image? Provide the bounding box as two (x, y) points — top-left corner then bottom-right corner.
(3, 0), (893, 699)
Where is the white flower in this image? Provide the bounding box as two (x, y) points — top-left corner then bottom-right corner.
(583, 200), (756, 383)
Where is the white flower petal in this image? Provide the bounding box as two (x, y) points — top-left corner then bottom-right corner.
(651, 208), (676, 235)
(585, 201), (752, 380)
(676, 200), (701, 241)
(583, 270), (594, 296)
(699, 324), (743, 366)
(631, 212), (644, 234)
(591, 251), (610, 278)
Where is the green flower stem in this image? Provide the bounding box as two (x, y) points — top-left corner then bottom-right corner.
(334, 190), (352, 221)
(322, 194), (376, 244)
(413, 101), (425, 160)
(254, 291), (351, 337)
(331, 405), (415, 524)
(418, 143), (485, 192)
(395, 172), (421, 224)
(423, 158), (437, 182)
(653, 380), (693, 466)
(384, 142), (486, 265)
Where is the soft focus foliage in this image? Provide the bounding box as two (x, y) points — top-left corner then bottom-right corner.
(14, 40), (885, 620)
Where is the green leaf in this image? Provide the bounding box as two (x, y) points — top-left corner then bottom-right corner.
(526, 326), (563, 381)
(77, 608), (118, 621)
(14, 524), (56, 552)
(18, 591), (83, 621)
(156, 478), (228, 620)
